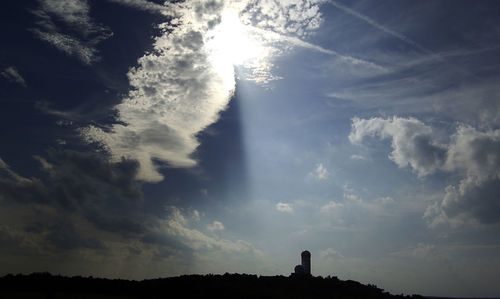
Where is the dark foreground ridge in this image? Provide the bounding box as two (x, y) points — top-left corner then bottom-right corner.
(0, 272), (425, 299)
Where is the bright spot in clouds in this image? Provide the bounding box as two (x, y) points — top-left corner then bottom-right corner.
(82, 0), (326, 182)
(310, 163), (330, 180)
(276, 202), (293, 213)
(207, 220), (225, 231)
(209, 11), (265, 67)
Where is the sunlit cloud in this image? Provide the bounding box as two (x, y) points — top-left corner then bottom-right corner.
(351, 116), (500, 226)
(207, 220), (225, 232)
(82, 0), (331, 182)
(276, 202), (293, 213)
(309, 163), (330, 180)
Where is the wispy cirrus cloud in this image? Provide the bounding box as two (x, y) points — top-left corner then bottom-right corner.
(328, 0), (430, 55)
(31, 0), (113, 64)
(1, 66), (27, 87)
(105, 0), (175, 15)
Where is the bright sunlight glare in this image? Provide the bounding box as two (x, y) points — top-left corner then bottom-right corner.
(208, 10), (267, 68)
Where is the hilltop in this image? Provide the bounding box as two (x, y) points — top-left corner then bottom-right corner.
(0, 272), (424, 299)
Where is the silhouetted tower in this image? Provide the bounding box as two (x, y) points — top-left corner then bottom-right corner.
(301, 250), (311, 275)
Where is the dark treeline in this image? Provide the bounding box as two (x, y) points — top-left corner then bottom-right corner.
(0, 272), (425, 299)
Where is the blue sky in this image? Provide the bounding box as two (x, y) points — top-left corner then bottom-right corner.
(1, 0), (500, 297)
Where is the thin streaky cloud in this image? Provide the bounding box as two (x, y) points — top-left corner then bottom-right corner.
(329, 1), (484, 82)
(328, 0), (480, 81)
(1, 67), (27, 87)
(105, 0), (175, 16)
(328, 0), (430, 55)
(0, 157), (32, 184)
(248, 24), (388, 72)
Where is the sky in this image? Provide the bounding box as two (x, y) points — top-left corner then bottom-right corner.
(1, 0), (500, 297)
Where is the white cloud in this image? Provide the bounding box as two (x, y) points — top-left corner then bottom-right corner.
(276, 202), (293, 213)
(343, 192), (361, 203)
(81, 2), (233, 182)
(430, 126), (500, 226)
(351, 117), (500, 225)
(378, 196), (394, 204)
(207, 220), (225, 231)
(31, 0), (113, 64)
(320, 201), (343, 213)
(1, 67), (27, 87)
(240, 0), (326, 38)
(160, 207), (256, 253)
(309, 163), (330, 180)
(32, 30), (99, 64)
(350, 116), (447, 177)
(319, 248), (344, 260)
(350, 154), (365, 160)
(82, 0), (333, 182)
(192, 210), (201, 222)
(391, 243), (436, 259)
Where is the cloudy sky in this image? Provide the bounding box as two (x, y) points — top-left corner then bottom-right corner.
(1, 0), (500, 297)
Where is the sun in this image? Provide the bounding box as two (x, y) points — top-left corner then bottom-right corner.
(208, 10), (265, 67)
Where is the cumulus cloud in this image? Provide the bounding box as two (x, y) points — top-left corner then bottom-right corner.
(349, 116), (447, 177)
(350, 154), (365, 161)
(309, 163), (330, 180)
(319, 248), (344, 260)
(426, 126), (500, 226)
(148, 207), (257, 254)
(31, 0), (113, 64)
(350, 117), (500, 225)
(320, 201), (343, 213)
(1, 67), (27, 87)
(207, 220), (225, 231)
(240, 0), (325, 38)
(81, 1), (232, 182)
(82, 0), (330, 182)
(276, 202), (293, 213)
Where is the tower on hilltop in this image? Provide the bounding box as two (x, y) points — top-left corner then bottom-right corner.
(292, 250), (311, 276)
(301, 250), (311, 275)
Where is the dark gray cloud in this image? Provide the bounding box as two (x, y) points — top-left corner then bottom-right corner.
(441, 177), (500, 225)
(45, 220), (104, 250)
(43, 149), (143, 207)
(0, 149), (143, 250)
(86, 213), (146, 237)
(0, 150), (258, 261)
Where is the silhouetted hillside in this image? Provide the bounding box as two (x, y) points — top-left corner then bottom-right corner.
(0, 272), (425, 299)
